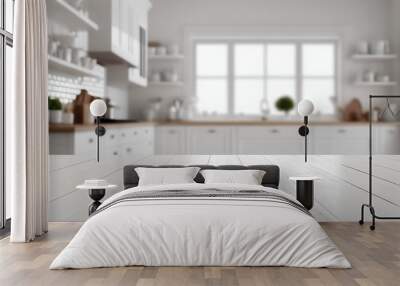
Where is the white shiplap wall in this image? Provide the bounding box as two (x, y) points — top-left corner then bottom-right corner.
(49, 154), (400, 223)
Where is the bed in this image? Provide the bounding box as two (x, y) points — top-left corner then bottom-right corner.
(50, 165), (351, 269)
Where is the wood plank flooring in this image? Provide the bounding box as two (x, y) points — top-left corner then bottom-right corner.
(1, 222), (399, 286)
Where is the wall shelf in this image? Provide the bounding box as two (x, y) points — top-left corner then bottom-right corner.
(148, 81), (184, 87)
(352, 54), (398, 60)
(48, 55), (104, 79)
(149, 54), (184, 60)
(355, 81), (397, 87)
(47, 0), (99, 31)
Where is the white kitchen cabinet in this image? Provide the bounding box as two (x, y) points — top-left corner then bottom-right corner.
(312, 126), (369, 155)
(155, 127), (187, 154)
(235, 126), (303, 154)
(129, 0), (150, 86)
(87, 0), (150, 68)
(376, 126), (400, 154)
(187, 127), (232, 155)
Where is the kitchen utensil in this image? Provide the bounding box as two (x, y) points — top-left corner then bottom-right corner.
(156, 46), (167, 56)
(167, 44), (180, 55)
(357, 41), (369, 54)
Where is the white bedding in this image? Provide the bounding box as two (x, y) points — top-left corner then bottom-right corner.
(50, 183), (351, 269)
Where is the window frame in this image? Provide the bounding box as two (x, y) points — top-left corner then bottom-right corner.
(193, 38), (338, 117)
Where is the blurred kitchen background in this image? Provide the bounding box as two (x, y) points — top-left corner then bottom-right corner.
(47, 0), (400, 157)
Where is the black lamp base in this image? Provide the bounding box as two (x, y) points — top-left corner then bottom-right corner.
(88, 189), (106, 215)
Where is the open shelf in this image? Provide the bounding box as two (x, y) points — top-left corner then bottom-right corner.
(352, 54), (398, 60)
(47, 0), (99, 31)
(148, 81), (184, 87)
(149, 54), (184, 60)
(48, 55), (104, 79)
(355, 81), (397, 87)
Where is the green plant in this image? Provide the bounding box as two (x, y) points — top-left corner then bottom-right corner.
(275, 96), (294, 114)
(48, 97), (62, 111)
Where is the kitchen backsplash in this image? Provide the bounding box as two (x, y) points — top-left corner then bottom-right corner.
(48, 73), (105, 103)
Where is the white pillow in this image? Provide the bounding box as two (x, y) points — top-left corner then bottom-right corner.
(200, 169), (266, 185)
(135, 167), (201, 186)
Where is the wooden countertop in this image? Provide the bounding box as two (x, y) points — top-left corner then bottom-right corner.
(49, 120), (400, 133)
(156, 120), (400, 126)
(49, 122), (155, 133)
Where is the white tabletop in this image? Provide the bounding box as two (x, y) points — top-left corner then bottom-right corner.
(289, 176), (320, 181)
(76, 184), (118, 190)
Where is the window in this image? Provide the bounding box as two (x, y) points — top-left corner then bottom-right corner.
(194, 40), (337, 116)
(1, 0), (14, 232)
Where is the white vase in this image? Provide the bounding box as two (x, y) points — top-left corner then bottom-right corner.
(49, 110), (63, 124)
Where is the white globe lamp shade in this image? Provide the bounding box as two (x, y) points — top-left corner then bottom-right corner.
(90, 99), (107, 117)
(298, 99), (314, 116)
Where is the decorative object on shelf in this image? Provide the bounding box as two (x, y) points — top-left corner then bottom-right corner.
(275, 96), (294, 115)
(145, 98), (162, 121)
(48, 97), (63, 123)
(343, 98), (364, 122)
(149, 71), (161, 82)
(375, 40), (390, 55)
(260, 97), (270, 120)
(167, 44), (180, 55)
(76, 179), (117, 215)
(168, 99), (184, 121)
(156, 46), (167, 56)
(360, 95), (400, 231)
(73, 89), (95, 124)
(63, 102), (75, 124)
(298, 99), (315, 163)
(163, 70), (179, 82)
(364, 70), (376, 83)
(289, 177), (320, 210)
(357, 41), (369, 54)
(90, 99), (107, 162)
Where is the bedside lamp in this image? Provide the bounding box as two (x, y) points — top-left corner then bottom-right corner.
(298, 99), (314, 163)
(90, 99), (107, 162)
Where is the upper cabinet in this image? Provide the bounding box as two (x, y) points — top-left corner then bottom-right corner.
(86, 0), (151, 74)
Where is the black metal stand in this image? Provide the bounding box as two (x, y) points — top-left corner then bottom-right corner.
(359, 95), (400, 231)
(296, 180), (314, 210)
(88, 189), (105, 215)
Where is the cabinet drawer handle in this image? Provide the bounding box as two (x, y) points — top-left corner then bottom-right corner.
(113, 151), (119, 156)
(88, 138), (94, 143)
(208, 129), (217, 134)
(133, 131), (138, 136)
(126, 148), (132, 152)
(145, 130), (149, 134)
(110, 134), (115, 139)
(270, 129), (279, 134)
(121, 133), (126, 137)
(338, 129), (347, 134)
(168, 130), (177, 134)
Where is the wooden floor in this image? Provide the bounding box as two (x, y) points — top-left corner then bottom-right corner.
(1, 222), (400, 286)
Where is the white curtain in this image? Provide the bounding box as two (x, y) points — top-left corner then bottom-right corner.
(9, 0), (49, 242)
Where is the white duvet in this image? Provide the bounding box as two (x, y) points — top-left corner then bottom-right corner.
(50, 183), (351, 269)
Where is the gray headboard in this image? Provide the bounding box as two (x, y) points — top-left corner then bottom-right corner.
(123, 165), (280, 189)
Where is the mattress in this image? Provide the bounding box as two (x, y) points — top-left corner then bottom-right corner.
(50, 183), (351, 269)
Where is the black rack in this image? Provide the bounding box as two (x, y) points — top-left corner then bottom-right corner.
(359, 95), (400, 230)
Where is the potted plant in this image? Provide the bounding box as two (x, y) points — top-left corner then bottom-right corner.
(275, 96), (294, 116)
(48, 97), (63, 124)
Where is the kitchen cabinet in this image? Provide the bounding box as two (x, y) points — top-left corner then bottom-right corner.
(87, 0), (151, 68)
(156, 127), (187, 154)
(49, 124), (155, 221)
(154, 124), (400, 156)
(235, 126), (303, 154)
(186, 127), (232, 155)
(376, 126), (400, 154)
(312, 126), (369, 155)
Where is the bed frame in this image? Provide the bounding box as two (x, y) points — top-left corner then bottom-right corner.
(123, 165), (280, 189)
